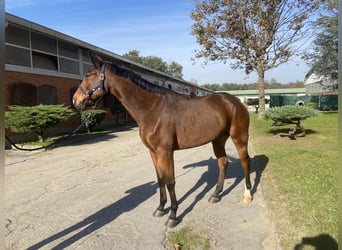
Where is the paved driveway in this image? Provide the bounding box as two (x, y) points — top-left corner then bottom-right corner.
(5, 127), (280, 249)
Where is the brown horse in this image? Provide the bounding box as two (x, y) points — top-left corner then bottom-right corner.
(73, 52), (252, 227)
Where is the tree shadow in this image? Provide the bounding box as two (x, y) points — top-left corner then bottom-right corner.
(268, 128), (317, 136)
(294, 234), (338, 250)
(50, 132), (117, 149)
(176, 154), (269, 222)
(47, 123), (138, 149)
(250, 154), (269, 195)
(27, 181), (157, 250)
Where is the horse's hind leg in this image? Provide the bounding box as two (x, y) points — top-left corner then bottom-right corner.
(231, 136), (252, 203)
(209, 134), (229, 203)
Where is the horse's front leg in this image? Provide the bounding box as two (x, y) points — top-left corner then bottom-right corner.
(150, 151), (168, 216)
(150, 150), (179, 227)
(153, 171), (168, 217)
(165, 180), (178, 227)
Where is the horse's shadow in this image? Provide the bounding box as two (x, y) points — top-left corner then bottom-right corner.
(176, 154), (269, 222)
(27, 181), (158, 250)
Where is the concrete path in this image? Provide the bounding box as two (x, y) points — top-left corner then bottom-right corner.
(5, 127), (280, 249)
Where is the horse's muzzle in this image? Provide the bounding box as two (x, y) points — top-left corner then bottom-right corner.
(73, 94), (98, 110)
(72, 93), (88, 110)
(72, 97), (83, 110)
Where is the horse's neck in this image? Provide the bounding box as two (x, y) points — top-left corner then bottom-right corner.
(107, 73), (160, 123)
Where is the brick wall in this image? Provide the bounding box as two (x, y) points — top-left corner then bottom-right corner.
(5, 70), (126, 138)
(5, 70), (79, 106)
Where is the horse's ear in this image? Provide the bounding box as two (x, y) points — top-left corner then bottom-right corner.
(89, 51), (103, 69)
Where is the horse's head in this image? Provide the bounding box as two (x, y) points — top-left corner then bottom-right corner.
(73, 53), (108, 110)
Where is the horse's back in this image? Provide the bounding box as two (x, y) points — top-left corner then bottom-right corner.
(204, 92), (249, 119)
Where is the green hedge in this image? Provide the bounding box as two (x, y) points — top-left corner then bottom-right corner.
(5, 105), (74, 142)
(263, 105), (320, 126)
(79, 109), (107, 133)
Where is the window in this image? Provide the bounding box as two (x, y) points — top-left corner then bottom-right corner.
(82, 63), (92, 74)
(5, 23), (94, 76)
(82, 49), (92, 63)
(5, 24), (29, 47)
(58, 41), (79, 60)
(31, 32), (57, 54)
(32, 51), (58, 71)
(5, 45), (31, 67)
(59, 58), (80, 74)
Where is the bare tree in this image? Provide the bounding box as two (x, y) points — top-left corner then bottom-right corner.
(190, 0), (321, 111)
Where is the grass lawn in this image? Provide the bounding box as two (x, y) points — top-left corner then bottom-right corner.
(249, 112), (338, 250)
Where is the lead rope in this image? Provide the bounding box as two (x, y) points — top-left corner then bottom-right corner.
(5, 110), (94, 152)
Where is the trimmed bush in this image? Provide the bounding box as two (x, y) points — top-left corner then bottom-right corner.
(262, 105), (320, 139)
(263, 105), (320, 126)
(5, 105), (74, 142)
(79, 109), (107, 133)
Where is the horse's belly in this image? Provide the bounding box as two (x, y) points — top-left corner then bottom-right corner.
(176, 126), (222, 149)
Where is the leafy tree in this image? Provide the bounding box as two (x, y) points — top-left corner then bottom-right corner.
(79, 109), (107, 133)
(201, 81), (304, 91)
(263, 105), (320, 139)
(142, 56), (168, 72)
(167, 61), (183, 79)
(5, 105), (74, 142)
(122, 50), (143, 64)
(190, 0), (321, 112)
(201, 83), (222, 91)
(122, 50), (183, 79)
(305, 0), (337, 82)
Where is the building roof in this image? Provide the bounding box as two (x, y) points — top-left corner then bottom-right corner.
(218, 88), (306, 96)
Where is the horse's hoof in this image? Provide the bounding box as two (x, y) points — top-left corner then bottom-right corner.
(208, 195), (221, 203)
(153, 209), (167, 217)
(165, 218), (179, 228)
(243, 195), (252, 203)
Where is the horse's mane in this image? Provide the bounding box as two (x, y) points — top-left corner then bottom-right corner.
(107, 62), (172, 94)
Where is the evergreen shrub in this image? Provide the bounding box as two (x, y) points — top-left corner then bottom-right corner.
(5, 105), (74, 142)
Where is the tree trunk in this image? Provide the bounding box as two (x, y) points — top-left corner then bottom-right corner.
(257, 69), (266, 112)
(37, 130), (45, 142)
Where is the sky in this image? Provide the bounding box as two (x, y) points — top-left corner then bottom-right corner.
(5, 0), (312, 85)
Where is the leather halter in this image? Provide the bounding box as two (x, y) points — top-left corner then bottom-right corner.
(78, 63), (107, 104)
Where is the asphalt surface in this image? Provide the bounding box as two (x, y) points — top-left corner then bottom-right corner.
(5, 127), (281, 249)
